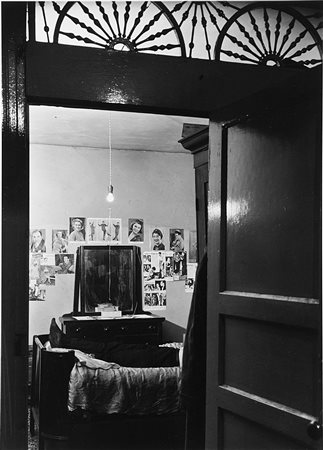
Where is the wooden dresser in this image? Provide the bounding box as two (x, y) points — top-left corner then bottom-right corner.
(60, 314), (165, 345)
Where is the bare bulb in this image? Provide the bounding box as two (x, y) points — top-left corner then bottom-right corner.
(106, 185), (114, 202)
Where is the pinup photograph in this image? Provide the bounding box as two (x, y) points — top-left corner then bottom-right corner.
(29, 256), (57, 300)
(30, 254), (55, 283)
(39, 254), (56, 266)
(149, 226), (167, 251)
(108, 218), (122, 243)
(29, 253), (42, 282)
(87, 218), (114, 242)
(29, 279), (46, 301)
(38, 264), (56, 286)
(29, 254), (45, 301)
(164, 252), (175, 280)
(143, 253), (152, 264)
(68, 217), (86, 242)
(185, 262), (198, 292)
(144, 264), (159, 281)
(128, 218), (144, 243)
(143, 291), (166, 310)
(30, 228), (47, 253)
(144, 292), (153, 307)
(155, 279), (166, 291)
(52, 229), (68, 253)
(144, 279), (166, 292)
(158, 292), (167, 307)
(169, 228), (185, 252)
(55, 254), (75, 274)
(173, 251), (187, 280)
(143, 264), (152, 278)
(189, 230), (197, 262)
(144, 280), (155, 291)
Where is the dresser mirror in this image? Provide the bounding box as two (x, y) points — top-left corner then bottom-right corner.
(73, 245), (142, 315)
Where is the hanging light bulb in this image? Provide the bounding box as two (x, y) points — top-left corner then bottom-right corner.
(106, 184), (114, 202)
(106, 112), (115, 202)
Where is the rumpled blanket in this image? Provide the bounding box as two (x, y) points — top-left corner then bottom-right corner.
(60, 344), (182, 415)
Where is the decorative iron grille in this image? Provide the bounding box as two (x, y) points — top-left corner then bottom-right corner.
(28, 1), (323, 67)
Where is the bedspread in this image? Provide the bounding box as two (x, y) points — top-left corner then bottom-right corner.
(67, 347), (182, 416)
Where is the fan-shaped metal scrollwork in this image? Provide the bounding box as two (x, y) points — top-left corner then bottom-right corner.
(214, 2), (322, 67)
(51, 1), (186, 56)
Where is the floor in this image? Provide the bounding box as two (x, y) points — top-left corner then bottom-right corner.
(28, 410), (185, 450)
(28, 409), (38, 450)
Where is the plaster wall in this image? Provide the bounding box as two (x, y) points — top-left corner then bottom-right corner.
(29, 144), (196, 344)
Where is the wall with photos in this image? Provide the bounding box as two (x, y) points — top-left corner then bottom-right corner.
(29, 143), (197, 343)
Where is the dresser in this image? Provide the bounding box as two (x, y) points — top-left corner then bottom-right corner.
(60, 314), (165, 345)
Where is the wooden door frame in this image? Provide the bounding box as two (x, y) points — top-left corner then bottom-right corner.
(1, 3), (322, 449)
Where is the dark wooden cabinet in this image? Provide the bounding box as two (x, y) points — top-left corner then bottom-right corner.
(179, 124), (209, 262)
(60, 314), (165, 345)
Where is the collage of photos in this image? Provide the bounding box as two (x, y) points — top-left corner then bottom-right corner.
(143, 251), (171, 310)
(29, 252), (76, 301)
(142, 247), (197, 311)
(29, 218), (198, 303)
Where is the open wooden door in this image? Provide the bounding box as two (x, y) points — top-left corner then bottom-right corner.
(206, 81), (322, 448)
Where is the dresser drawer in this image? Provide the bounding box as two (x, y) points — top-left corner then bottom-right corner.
(61, 316), (164, 345)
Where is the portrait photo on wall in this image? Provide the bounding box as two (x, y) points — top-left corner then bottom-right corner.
(55, 253), (75, 274)
(30, 228), (47, 253)
(169, 228), (185, 252)
(52, 229), (68, 253)
(173, 251), (187, 280)
(149, 226), (167, 251)
(68, 217), (86, 242)
(128, 218), (144, 243)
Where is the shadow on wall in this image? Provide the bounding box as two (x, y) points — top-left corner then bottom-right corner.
(163, 321), (186, 343)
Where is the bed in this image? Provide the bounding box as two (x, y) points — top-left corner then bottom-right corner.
(30, 334), (185, 450)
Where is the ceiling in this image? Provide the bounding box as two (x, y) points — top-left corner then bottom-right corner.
(29, 106), (209, 153)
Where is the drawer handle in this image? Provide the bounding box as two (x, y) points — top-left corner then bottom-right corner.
(148, 325), (156, 331)
(104, 327), (110, 332)
(121, 326), (127, 331)
(75, 327), (81, 333)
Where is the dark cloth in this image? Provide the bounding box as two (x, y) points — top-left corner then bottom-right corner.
(66, 337), (178, 368)
(181, 252), (207, 450)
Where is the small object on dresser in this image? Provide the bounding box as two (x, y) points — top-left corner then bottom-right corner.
(95, 303), (122, 318)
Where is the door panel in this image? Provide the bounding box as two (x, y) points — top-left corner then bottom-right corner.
(222, 410), (311, 450)
(206, 92), (322, 449)
(223, 316), (318, 414)
(225, 112), (319, 297)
